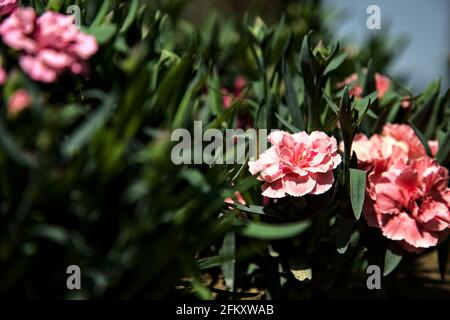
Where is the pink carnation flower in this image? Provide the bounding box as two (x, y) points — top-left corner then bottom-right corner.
(336, 72), (390, 99)
(249, 130), (342, 198)
(0, 0), (17, 17)
(0, 8), (98, 83)
(364, 157), (450, 252)
(351, 123), (449, 252)
(350, 124), (438, 172)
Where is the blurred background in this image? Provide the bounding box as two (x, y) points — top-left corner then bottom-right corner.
(182, 0), (450, 92)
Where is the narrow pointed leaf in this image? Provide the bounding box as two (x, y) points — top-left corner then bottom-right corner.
(275, 113), (300, 133)
(240, 220), (311, 240)
(324, 52), (347, 76)
(335, 216), (353, 254)
(233, 204), (266, 215)
(409, 122), (432, 157)
(349, 168), (366, 220)
(322, 90), (339, 116)
(62, 94), (115, 157)
(0, 121), (38, 169)
(219, 232), (235, 291)
(282, 56), (304, 129)
(383, 247), (403, 276)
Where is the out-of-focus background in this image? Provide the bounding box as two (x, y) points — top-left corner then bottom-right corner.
(324, 0), (450, 91)
(182, 0), (450, 91)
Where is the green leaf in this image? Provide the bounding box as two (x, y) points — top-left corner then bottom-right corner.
(61, 92), (115, 157)
(362, 61), (375, 96)
(282, 56), (304, 129)
(180, 169), (211, 193)
(437, 129), (450, 164)
(275, 113), (300, 133)
(438, 238), (450, 280)
(219, 232), (235, 291)
(233, 204), (266, 215)
(322, 90), (339, 116)
(324, 52), (347, 76)
(0, 121), (38, 169)
(383, 246), (403, 276)
(299, 35), (316, 130)
(90, 1), (112, 27)
(89, 23), (117, 44)
(172, 64), (207, 129)
(46, 0), (63, 10)
(386, 101), (402, 123)
(335, 216), (353, 254)
(353, 90), (378, 125)
(197, 256), (222, 270)
(26, 225), (69, 245)
(411, 80), (440, 128)
(206, 70), (224, 116)
(191, 277), (212, 300)
(120, 0), (139, 34)
(409, 122), (432, 157)
(240, 220), (311, 240)
(349, 169), (366, 220)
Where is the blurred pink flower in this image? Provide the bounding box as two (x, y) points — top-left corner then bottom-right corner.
(0, 0), (17, 17)
(374, 73), (390, 97)
(400, 96), (412, 109)
(222, 76), (252, 129)
(224, 192), (246, 206)
(0, 66), (6, 85)
(336, 72), (390, 99)
(0, 8), (98, 83)
(249, 130), (341, 198)
(365, 157), (450, 252)
(7, 89), (32, 115)
(222, 76), (247, 109)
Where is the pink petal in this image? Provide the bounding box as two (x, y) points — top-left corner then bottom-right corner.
(381, 212), (438, 249)
(267, 130), (286, 144)
(374, 183), (403, 214)
(20, 55), (58, 83)
(310, 171), (335, 195)
(282, 174), (315, 197)
(38, 49), (72, 70)
(261, 180), (286, 198)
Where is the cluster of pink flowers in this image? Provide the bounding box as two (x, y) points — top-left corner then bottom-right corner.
(222, 77), (253, 129)
(337, 72), (390, 99)
(224, 191), (246, 207)
(0, 0), (17, 17)
(352, 124), (450, 252)
(337, 72), (411, 108)
(249, 130), (342, 198)
(222, 77), (246, 109)
(0, 7), (98, 83)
